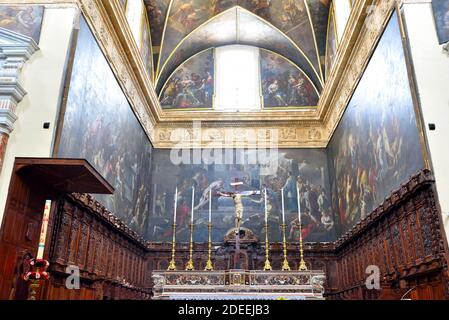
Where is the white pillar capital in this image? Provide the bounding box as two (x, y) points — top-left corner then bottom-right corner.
(0, 27), (39, 136)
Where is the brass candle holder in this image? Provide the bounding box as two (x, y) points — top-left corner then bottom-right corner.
(281, 223), (291, 271)
(185, 222), (195, 271)
(263, 223), (272, 271)
(204, 223), (214, 271)
(298, 221), (308, 271)
(167, 223), (177, 271)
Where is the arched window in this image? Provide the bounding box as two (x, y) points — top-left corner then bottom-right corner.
(215, 45), (262, 111)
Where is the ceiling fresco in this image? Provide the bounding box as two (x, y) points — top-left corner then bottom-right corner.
(159, 48), (215, 110)
(144, 0), (331, 107)
(260, 49), (320, 108)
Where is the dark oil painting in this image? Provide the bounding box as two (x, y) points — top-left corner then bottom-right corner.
(57, 18), (153, 235)
(260, 49), (320, 108)
(327, 13), (424, 234)
(148, 149), (337, 243)
(160, 48), (214, 109)
(0, 5), (44, 43)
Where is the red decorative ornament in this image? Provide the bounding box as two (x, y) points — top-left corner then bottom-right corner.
(23, 259), (50, 281)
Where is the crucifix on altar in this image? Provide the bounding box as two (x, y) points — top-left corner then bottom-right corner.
(217, 179), (260, 269)
(217, 179), (260, 236)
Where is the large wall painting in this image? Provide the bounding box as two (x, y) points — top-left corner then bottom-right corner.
(325, 2), (337, 79)
(57, 18), (153, 235)
(148, 149), (337, 243)
(327, 13), (424, 234)
(159, 48), (214, 109)
(260, 49), (320, 108)
(432, 0), (449, 44)
(0, 6), (44, 43)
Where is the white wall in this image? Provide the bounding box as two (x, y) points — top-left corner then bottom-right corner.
(0, 7), (78, 225)
(403, 2), (449, 240)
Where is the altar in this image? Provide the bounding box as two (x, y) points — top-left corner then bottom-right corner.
(152, 269), (326, 300)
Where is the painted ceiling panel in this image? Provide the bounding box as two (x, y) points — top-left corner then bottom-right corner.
(159, 48), (214, 110)
(240, 0), (322, 79)
(145, 0), (170, 47)
(237, 8), (322, 90)
(307, 0), (330, 77)
(155, 8), (238, 93)
(150, 1), (328, 85)
(155, 7), (323, 94)
(325, 3), (337, 79)
(260, 49), (320, 108)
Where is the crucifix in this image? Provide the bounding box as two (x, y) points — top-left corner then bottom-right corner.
(217, 179), (260, 269)
(217, 180), (260, 235)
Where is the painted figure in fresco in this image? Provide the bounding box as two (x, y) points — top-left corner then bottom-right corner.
(280, 0), (305, 30)
(287, 74), (302, 105)
(194, 179), (224, 210)
(267, 80), (288, 106)
(244, 0), (272, 21)
(212, 0), (235, 15)
(161, 50), (214, 109)
(146, 0), (166, 45)
(321, 208), (334, 232)
(282, 171), (297, 212)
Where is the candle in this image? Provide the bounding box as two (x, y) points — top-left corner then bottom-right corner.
(173, 187), (178, 223)
(281, 188), (285, 224)
(37, 200), (52, 259)
(264, 188), (268, 224)
(191, 186), (195, 224)
(209, 188), (212, 223)
(297, 186), (301, 225)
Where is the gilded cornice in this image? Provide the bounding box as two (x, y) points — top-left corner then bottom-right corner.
(4, 0), (399, 149)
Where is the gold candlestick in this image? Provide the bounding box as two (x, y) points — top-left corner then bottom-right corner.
(185, 222), (195, 271)
(167, 223), (177, 271)
(281, 224), (290, 271)
(263, 223), (272, 271)
(298, 221), (308, 271)
(204, 223), (214, 271)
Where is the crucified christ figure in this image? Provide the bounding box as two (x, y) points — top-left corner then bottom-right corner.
(217, 188), (260, 234)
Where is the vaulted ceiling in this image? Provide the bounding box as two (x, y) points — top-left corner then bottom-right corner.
(144, 0), (332, 100)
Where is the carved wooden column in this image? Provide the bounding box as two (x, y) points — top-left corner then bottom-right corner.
(0, 28), (38, 173)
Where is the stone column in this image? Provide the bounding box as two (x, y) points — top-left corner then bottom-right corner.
(0, 27), (38, 173)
